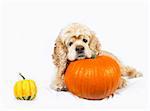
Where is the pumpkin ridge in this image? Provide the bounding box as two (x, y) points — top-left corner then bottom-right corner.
(109, 62), (115, 95)
(110, 59), (120, 92)
(114, 61), (121, 90)
(28, 80), (31, 97)
(14, 75), (37, 100)
(86, 61), (92, 98)
(112, 65), (116, 94)
(93, 59), (100, 99)
(78, 62), (85, 97)
(99, 58), (107, 99)
(64, 55), (121, 100)
(18, 81), (22, 99)
(32, 81), (37, 99)
(74, 62), (82, 95)
(106, 58), (115, 96)
(111, 62), (118, 93)
(96, 57), (105, 98)
(21, 81), (23, 100)
(29, 80), (34, 98)
(67, 61), (79, 94)
(105, 59), (112, 96)
(81, 60), (87, 97)
(14, 83), (18, 97)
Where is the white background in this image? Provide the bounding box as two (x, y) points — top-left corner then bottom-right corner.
(0, 0), (149, 111)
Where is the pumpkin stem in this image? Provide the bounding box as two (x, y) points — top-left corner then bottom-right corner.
(19, 73), (26, 80)
(91, 54), (96, 59)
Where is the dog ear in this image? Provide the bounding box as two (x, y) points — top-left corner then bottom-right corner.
(52, 37), (68, 70)
(89, 32), (101, 55)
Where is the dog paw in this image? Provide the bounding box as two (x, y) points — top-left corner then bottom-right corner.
(128, 71), (143, 79)
(118, 78), (127, 89)
(125, 66), (143, 79)
(51, 79), (67, 91)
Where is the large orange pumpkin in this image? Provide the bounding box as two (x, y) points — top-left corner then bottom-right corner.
(64, 55), (121, 100)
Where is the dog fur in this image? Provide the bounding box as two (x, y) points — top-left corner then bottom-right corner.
(51, 23), (142, 91)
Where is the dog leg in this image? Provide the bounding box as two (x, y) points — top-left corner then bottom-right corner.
(51, 75), (67, 91)
(51, 69), (67, 91)
(51, 37), (68, 91)
(121, 66), (142, 78)
(100, 50), (142, 79)
(118, 78), (127, 89)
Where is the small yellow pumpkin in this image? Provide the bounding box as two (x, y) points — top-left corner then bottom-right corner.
(14, 73), (37, 100)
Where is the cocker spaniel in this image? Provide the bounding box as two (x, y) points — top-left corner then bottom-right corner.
(51, 23), (142, 91)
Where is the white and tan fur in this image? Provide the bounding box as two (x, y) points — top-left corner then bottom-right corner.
(51, 23), (142, 91)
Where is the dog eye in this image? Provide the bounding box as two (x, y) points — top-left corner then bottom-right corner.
(83, 39), (88, 43)
(69, 42), (73, 46)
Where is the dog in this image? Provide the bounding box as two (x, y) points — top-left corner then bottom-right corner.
(51, 23), (142, 91)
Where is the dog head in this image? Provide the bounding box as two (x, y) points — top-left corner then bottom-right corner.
(55, 23), (101, 61)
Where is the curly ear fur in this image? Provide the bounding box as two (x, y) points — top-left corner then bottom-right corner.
(52, 37), (68, 74)
(89, 32), (101, 55)
(51, 36), (68, 91)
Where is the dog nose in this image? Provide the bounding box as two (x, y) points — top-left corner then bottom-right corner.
(75, 45), (84, 53)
